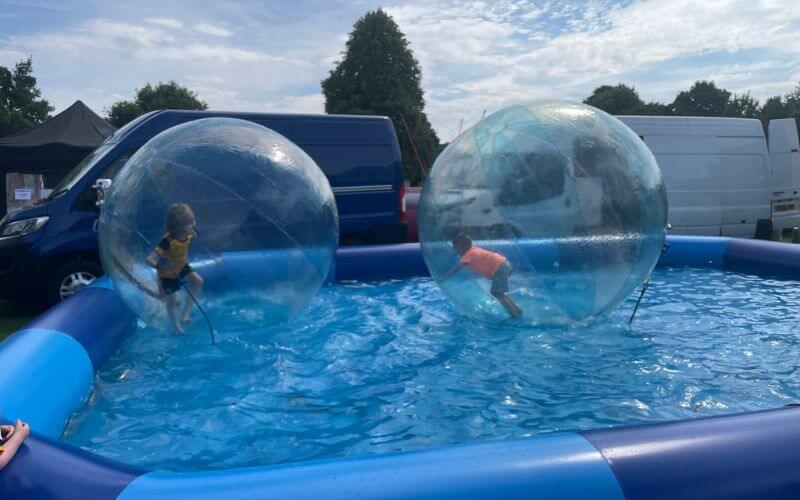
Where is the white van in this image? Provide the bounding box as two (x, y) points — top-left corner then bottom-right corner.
(617, 116), (800, 238)
(767, 118), (800, 234)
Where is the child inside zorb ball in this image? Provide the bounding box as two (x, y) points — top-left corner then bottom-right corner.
(98, 118), (339, 337)
(418, 101), (668, 325)
(441, 232), (523, 318)
(146, 203), (204, 334)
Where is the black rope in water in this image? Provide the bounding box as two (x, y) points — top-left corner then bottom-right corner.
(629, 235), (672, 327)
(94, 182), (217, 345)
(628, 276), (650, 326)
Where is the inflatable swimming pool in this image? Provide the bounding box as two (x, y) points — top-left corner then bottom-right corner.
(1, 236), (800, 499)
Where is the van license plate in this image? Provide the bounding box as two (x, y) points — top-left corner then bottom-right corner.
(775, 203), (796, 212)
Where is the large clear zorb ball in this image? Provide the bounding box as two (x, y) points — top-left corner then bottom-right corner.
(98, 117), (338, 334)
(418, 101), (668, 325)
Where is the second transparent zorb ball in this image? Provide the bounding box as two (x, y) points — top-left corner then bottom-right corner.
(418, 102), (668, 325)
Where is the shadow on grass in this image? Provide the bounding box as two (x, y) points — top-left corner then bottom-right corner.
(0, 300), (46, 341)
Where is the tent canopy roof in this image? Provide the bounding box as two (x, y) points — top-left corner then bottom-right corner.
(0, 100), (114, 174)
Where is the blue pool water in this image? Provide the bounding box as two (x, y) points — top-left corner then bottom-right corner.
(63, 268), (800, 472)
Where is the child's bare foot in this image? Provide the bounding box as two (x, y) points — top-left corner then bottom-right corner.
(181, 316), (193, 324)
(172, 321), (185, 334)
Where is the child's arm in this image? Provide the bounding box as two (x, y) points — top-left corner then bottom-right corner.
(441, 262), (466, 281)
(146, 238), (171, 268)
(0, 420), (30, 470)
(146, 250), (160, 268)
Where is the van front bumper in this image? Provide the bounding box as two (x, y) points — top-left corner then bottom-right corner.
(0, 235), (45, 301)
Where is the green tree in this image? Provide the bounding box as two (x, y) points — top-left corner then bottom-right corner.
(723, 92), (760, 118)
(784, 81), (800, 110)
(670, 80), (731, 116)
(629, 101), (672, 115)
(321, 9), (441, 184)
(759, 95), (794, 128)
(759, 83), (800, 135)
(584, 84), (643, 114)
(584, 84), (671, 115)
(0, 57), (53, 137)
(106, 81), (207, 128)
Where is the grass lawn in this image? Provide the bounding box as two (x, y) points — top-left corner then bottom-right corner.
(0, 301), (41, 341)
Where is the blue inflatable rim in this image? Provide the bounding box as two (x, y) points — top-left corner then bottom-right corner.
(1, 235), (800, 500)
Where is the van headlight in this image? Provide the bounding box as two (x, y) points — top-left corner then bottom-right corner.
(1, 216), (49, 237)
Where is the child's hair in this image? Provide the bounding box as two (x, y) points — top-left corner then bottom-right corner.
(452, 232), (472, 249)
(165, 203), (195, 235)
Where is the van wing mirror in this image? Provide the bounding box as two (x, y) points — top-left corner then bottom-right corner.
(93, 178), (113, 208)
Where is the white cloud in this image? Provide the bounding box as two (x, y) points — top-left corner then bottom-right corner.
(1, 15), (323, 116)
(2, 0), (800, 142)
(278, 93), (325, 114)
(388, 0), (800, 137)
(145, 17), (184, 29)
(194, 23), (233, 37)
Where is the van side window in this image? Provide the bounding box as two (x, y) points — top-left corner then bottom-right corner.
(75, 149), (137, 212)
(301, 145), (393, 186)
(103, 149), (138, 180)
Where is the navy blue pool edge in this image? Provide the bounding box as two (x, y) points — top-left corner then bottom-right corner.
(1, 235), (800, 499)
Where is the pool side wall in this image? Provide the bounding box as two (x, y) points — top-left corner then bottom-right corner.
(0, 281), (143, 499)
(1, 236), (800, 499)
(118, 433), (625, 500)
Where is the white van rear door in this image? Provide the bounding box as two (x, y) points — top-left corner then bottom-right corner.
(768, 118), (800, 232)
(718, 137), (770, 237)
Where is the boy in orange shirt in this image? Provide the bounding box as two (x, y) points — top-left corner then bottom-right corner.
(441, 233), (523, 317)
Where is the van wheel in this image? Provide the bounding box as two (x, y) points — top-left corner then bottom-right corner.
(49, 261), (104, 304)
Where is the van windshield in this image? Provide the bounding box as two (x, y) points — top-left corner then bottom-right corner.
(45, 144), (114, 201)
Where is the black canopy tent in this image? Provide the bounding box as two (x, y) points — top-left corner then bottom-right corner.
(0, 100), (114, 214)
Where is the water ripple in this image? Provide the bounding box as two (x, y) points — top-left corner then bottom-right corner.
(62, 268), (800, 471)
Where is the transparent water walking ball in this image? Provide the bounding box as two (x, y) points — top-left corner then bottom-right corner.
(98, 118), (338, 334)
(418, 102), (668, 325)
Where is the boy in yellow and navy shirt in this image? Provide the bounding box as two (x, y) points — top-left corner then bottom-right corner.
(146, 203), (204, 333)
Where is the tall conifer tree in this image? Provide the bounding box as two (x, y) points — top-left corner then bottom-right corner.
(322, 9), (441, 184)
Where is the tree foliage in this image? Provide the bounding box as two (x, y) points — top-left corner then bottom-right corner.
(0, 57), (53, 137)
(584, 84), (643, 114)
(322, 9), (441, 184)
(670, 80), (731, 116)
(106, 81), (207, 128)
(723, 92), (760, 118)
(784, 82), (800, 110)
(584, 80), (800, 132)
(584, 84), (671, 115)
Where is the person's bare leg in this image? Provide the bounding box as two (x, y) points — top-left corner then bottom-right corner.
(165, 293), (184, 333)
(494, 292), (522, 317)
(181, 272), (203, 323)
(503, 294), (523, 316)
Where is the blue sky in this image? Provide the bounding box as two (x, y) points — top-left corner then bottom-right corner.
(1, 0), (799, 140)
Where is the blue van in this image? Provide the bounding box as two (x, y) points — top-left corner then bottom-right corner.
(0, 110), (407, 304)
